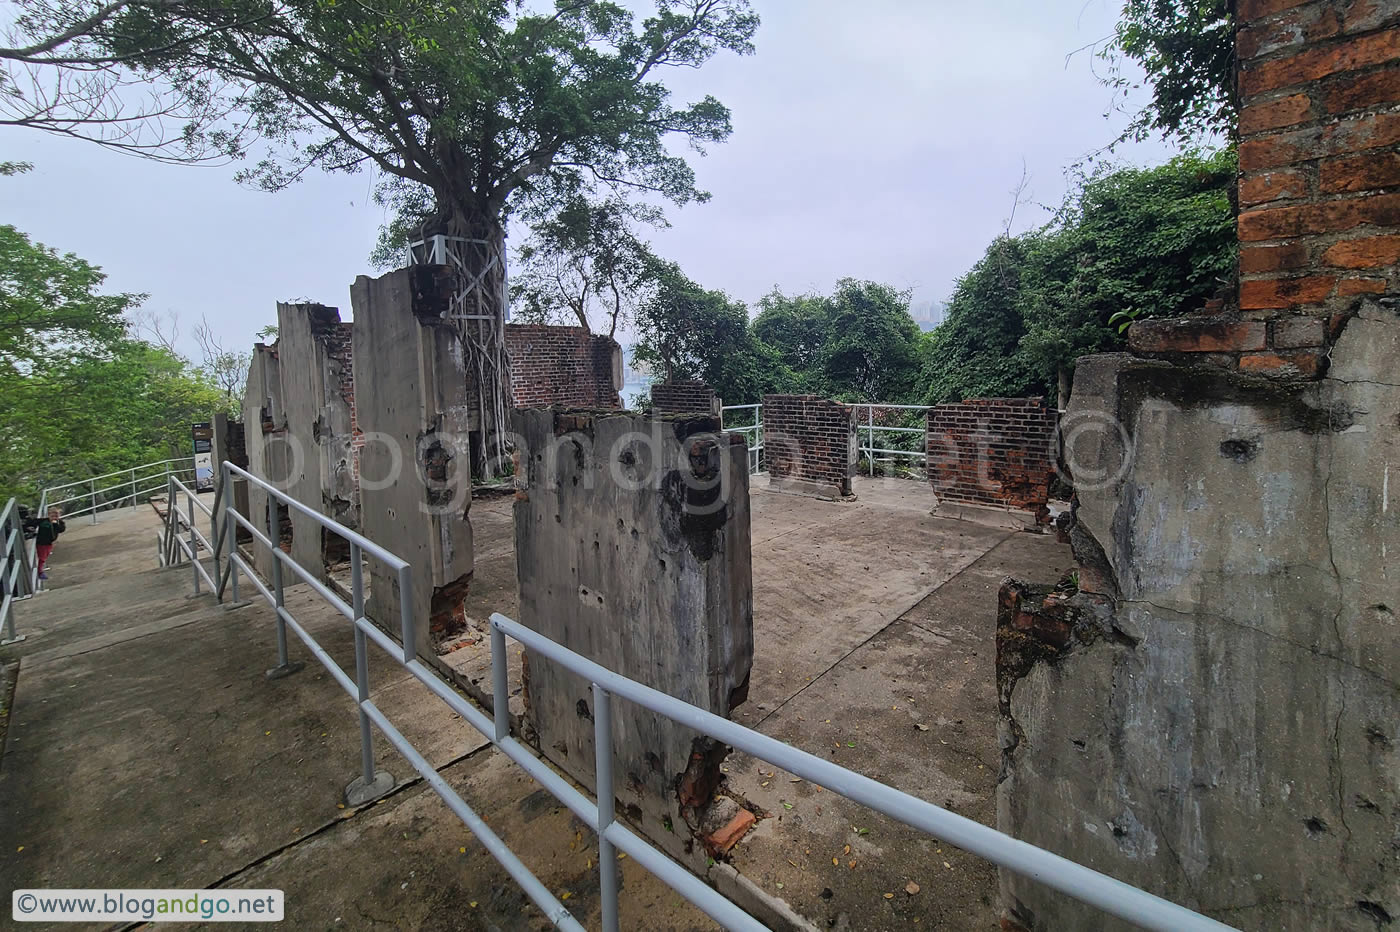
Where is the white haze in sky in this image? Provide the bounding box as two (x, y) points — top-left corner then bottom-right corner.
(1, 0), (1179, 356)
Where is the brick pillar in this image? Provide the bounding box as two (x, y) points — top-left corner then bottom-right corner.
(1235, 0), (1400, 372)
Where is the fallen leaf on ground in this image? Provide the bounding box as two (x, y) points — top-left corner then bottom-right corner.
(915, 723), (929, 731)
(884, 893), (894, 899)
(843, 844), (850, 855)
(848, 860), (857, 869)
(906, 882), (920, 895)
(832, 857), (839, 866)
(943, 861), (952, 869)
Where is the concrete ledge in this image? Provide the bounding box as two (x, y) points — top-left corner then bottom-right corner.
(708, 860), (820, 932)
(932, 499), (1040, 531)
(766, 476), (855, 501)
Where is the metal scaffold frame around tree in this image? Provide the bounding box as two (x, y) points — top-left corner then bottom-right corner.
(406, 232), (513, 479)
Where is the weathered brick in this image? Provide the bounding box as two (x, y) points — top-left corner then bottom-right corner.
(1321, 234), (1400, 268)
(651, 380), (719, 415)
(1324, 66), (1400, 113)
(1240, 93), (1313, 134)
(1271, 315), (1328, 348)
(1237, 0), (1310, 20)
(1318, 151), (1400, 193)
(1256, 3), (1348, 56)
(1128, 317), (1268, 353)
(1241, 242), (1311, 274)
(703, 808), (755, 856)
(1239, 112), (1400, 172)
(1336, 277), (1389, 295)
(505, 324), (621, 409)
(927, 398), (1056, 515)
(1240, 275), (1339, 308)
(1238, 193), (1400, 241)
(1240, 350), (1324, 378)
(1240, 168), (1309, 206)
(1240, 30), (1400, 96)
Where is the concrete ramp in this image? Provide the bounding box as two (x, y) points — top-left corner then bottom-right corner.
(0, 505), (715, 929)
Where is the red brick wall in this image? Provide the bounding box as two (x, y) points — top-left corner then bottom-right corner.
(505, 324), (621, 409)
(1187, 0), (1400, 377)
(926, 397), (1057, 514)
(762, 395), (856, 495)
(651, 380), (719, 415)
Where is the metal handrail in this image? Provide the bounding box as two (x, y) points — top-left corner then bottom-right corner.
(491, 612), (1236, 932)
(43, 458), (196, 526)
(720, 404), (764, 476)
(43, 458), (194, 495)
(197, 455), (1234, 932)
(1, 497), (34, 645)
(849, 402), (930, 477)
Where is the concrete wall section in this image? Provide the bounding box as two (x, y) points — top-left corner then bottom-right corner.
(999, 349), (1400, 930)
(275, 302), (360, 578)
(926, 397), (1057, 516)
(512, 409), (754, 862)
(650, 380), (720, 416)
(350, 267), (476, 660)
(761, 395), (856, 497)
(240, 343), (293, 581)
(504, 324), (623, 409)
(211, 413), (249, 541)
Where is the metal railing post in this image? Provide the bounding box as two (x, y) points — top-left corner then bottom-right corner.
(188, 490), (200, 595)
(90, 478), (98, 524)
(270, 496), (287, 666)
(224, 463), (239, 605)
(593, 683), (619, 932)
(130, 467), (138, 511)
(491, 624), (509, 742)
(351, 543), (375, 785)
(868, 405), (875, 477)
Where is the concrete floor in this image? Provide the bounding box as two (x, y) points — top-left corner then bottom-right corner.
(0, 478), (1070, 930)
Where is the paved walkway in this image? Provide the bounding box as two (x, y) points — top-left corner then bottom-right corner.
(0, 506), (711, 931)
(0, 481), (1070, 930)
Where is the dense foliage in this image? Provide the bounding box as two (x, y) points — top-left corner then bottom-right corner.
(923, 148), (1237, 403)
(0, 225), (231, 502)
(632, 259), (778, 405)
(753, 280), (926, 402)
(1105, 0), (1236, 144)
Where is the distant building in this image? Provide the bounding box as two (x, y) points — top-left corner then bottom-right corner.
(908, 299), (947, 332)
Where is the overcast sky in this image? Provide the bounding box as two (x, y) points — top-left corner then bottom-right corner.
(2, 0), (1177, 357)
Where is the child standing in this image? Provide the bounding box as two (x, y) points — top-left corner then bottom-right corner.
(26, 507), (66, 580)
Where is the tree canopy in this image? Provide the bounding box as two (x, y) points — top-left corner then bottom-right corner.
(72, 0), (759, 248)
(923, 148), (1237, 404)
(1105, 0), (1235, 145)
(632, 259), (777, 406)
(753, 280), (926, 403)
(0, 223), (232, 502)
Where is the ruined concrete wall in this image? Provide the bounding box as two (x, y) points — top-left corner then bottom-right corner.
(998, 5), (1400, 928)
(350, 267), (474, 660)
(512, 409), (753, 865)
(211, 413), (249, 542)
(240, 343), (293, 580)
(504, 324), (623, 409)
(761, 395), (856, 497)
(925, 397), (1057, 516)
(650, 380), (720, 416)
(275, 302), (359, 578)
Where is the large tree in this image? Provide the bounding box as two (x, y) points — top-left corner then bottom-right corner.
(510, 196), (659, 338)
(8, 0), (757, 472)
